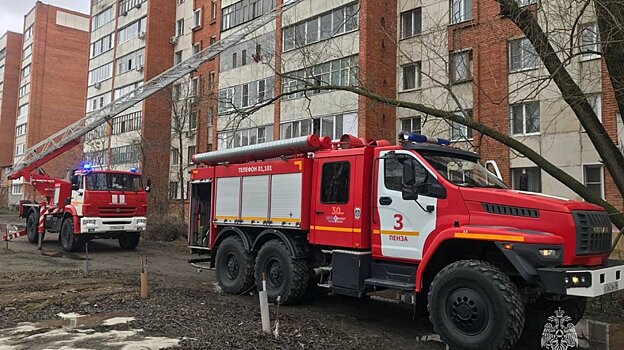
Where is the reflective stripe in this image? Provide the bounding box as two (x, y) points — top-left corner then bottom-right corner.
(454, 232), (525, 242)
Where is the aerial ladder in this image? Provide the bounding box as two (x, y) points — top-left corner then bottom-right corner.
(2, 0), (303, 246)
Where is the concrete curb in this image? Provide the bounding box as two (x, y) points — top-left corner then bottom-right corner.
(576, 319), (624, 349)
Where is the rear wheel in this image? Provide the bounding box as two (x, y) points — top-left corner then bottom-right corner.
(26, 211), (39, 244)
(60, 217), (83, 252)
(428, 260), (525, 350)
(118, 232), (140, 250)
(255, 239), (309, 305)
(215, 236), (255, 294)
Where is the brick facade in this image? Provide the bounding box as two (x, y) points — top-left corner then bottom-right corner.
(0, 32), (23, 168)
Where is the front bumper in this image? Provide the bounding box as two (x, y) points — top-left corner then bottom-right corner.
(80, 216), (147, 234)
(538, 260), (624, 297)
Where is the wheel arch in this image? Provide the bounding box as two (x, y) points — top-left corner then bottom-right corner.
(211, 226), (254, 267)
(252, 229), (309, 259)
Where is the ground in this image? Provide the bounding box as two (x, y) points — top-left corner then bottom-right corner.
(0, 213), (621, 350)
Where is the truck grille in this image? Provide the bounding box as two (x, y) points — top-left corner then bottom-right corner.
(99, 207), (137, 217)
(573, 210), (612, 255)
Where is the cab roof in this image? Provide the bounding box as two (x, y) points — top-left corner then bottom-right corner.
(401, 141), (480, 160)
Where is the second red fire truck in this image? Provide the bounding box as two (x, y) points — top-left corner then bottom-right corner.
(188, 133), (622, 350)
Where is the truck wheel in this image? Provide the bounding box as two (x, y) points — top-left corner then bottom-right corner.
(26, 211), (39, 243)
(255, 239), (309, 305)
(428, 260), (524, 350)
(60, 217), (83, 252)
(215, 236), (255, 294)
(118, 233), (140, 250)
(524, 296), (586, 333)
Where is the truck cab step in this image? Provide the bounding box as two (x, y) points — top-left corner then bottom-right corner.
(364, 278), (415, 291)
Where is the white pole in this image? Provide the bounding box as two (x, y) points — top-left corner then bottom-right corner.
(259, 276), (270, 333)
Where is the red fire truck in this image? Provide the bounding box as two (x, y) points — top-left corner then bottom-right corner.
(189, 133), (622, 350)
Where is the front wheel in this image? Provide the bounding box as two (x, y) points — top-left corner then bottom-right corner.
(60, 217), (83, 252)
(26, 211), (40, 244)
(428, 260), (525, 350)
(254, 239), (309, 305)
(118, 232), (140, 250)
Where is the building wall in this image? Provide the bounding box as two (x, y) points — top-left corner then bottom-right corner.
(11, 3), (90, 205)
(0, 32), (23, 168)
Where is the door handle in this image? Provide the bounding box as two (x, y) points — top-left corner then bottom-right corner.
(315, 210), (325, 214)
(379, 197), (392, 205)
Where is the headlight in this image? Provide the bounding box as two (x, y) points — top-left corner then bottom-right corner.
(137, 219), (147, 224)
(564, 272), (592, 288)
(539, 249), (560, 258)
(84, 219), (96, 225)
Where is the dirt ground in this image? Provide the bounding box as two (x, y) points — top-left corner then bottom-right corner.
(0, 212), (620, 350)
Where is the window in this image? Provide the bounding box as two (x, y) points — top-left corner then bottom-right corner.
(232, 52), (238, 68)
(118, 17), (146, 44)
(210, 36), (217, 45)
(114, 82), (143, 99)
(401, 62), (421, 90)
(91, 33), (114, 58)
(15, 124), (27, 137)
(190, 78), (198, 96)
(383, 155), (430, 192)
(11, 184), (23, 196)
(24, 26), (33, 41)
(282, 2), (359, 51)
(88, 63), (113, 86)
(587, 94), (602, 122)
(241, 49), (247, 66)
(22, 45), (32, 59)
(509, 37), (538, 72)
(516, 0), (537, 5)
(242, 84), (249, 107)
(15, 143), (25, 156)
(401, 8), (422, 39)
(321, 161), (350, 204)
(21, 65), (31, 79)
(92, 6), (113, 30)
(511, 102), (540, 135)
(280, 114), (356, 140)
(19, 83), (30, 97)
(174, 51), (183, 64)
(511, 167), (542, 193)
(187, 146), (196, 164)
(190, 112), (197, 130)
(87, 93), (111, 112)
(171, 148), (180, 165)
(116, 48), (145, 74)
(217, 126), (273, 149)
(112, 112), (142, 134)
(194, 9), (202, 28)
(169, 182), (179, 199)
(451, 110), (473, 141)
(450, 0), (472, 24)
(209, 71), (216, 91)
(212, 0), (217, 20)
(583, 165), (604, 199)
(222, 0), (275, 31)
(283, 55), (358, 99)
(580, 23), (600, 60)
(218, 78), (274, 113)
(450, 50), (473, 83)
(258, 79), (266, 102)
(17, 104), (28, 118)
(110, 144), (140, 164)
(120, 0), (147, 14)
(177, 0), (185, 4)
(193, 43), (201, 55)
(400, 117), (421, 134)
(177, 19), (185, 36)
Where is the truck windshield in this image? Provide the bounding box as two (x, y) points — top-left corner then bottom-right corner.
(86, 173), (142, 191)
(422, 154), (508, 189)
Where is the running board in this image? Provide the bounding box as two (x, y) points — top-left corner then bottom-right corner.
(364, 278), (415, 291)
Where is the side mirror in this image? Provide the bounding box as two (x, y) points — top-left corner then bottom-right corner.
(71, 175), (79, 191)
(402, 186), (419, 200)
(417, 182), (447, 199)
(145, 178), (152, 193)
(402, 158), (417, 187)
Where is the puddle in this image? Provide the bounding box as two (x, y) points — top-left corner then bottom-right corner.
(0, 312), (179, 350)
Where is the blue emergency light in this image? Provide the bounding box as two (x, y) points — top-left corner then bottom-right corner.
(83, 163), (92, 170)
(130, 167), (138, 173)
(399, 131), (451, 146)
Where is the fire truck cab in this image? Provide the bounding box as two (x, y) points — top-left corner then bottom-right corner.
(189, 133), (623, 350)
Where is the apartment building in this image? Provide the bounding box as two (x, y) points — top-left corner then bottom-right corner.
(84, 0), (176, 197)
(8, 3), (90, 205)
(214, 0), (397, 150)
(397, 0), (623, 208)
(167, 0), (220, 200)
(0, 32), (23, 204)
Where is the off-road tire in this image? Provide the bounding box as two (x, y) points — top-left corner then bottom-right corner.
(215, 236), (255, 294)
(428, 259), (525, 350)
(524, 296), (586, 333)
(60, 217), (83, 252)
(118, 232), (141, 250)
(255, 239), (309, 305)
(26, 211), (39, 243)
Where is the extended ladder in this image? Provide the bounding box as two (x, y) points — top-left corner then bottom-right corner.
(7, 0), (302, 179)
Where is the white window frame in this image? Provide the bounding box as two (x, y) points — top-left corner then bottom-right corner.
(450, 110), (473, 141)
(177, 19), (185, 36)
(450, 49), (473, 83)
(586, 94), (602, 123)
(509, 37), (539, 72)
(400, 62), (421, 91)
(450, 0), (472, 24)
(582, 164), (604, 199)
(193, 9), (202, 28)
(400, 117), (422, 134)
(510, 101), (541, 136)
(401, 8), (422, 39)
(580, 23), (600, 61)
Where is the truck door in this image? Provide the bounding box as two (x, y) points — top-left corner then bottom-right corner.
(375, 150), (439, 260)
(311, 157), (356, 247)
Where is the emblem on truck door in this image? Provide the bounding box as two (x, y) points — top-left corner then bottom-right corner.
(540, 308), (578, 350)
(354, 207), (361, 220)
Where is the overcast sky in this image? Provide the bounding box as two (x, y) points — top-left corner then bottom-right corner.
(0, 1), (90, 34)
